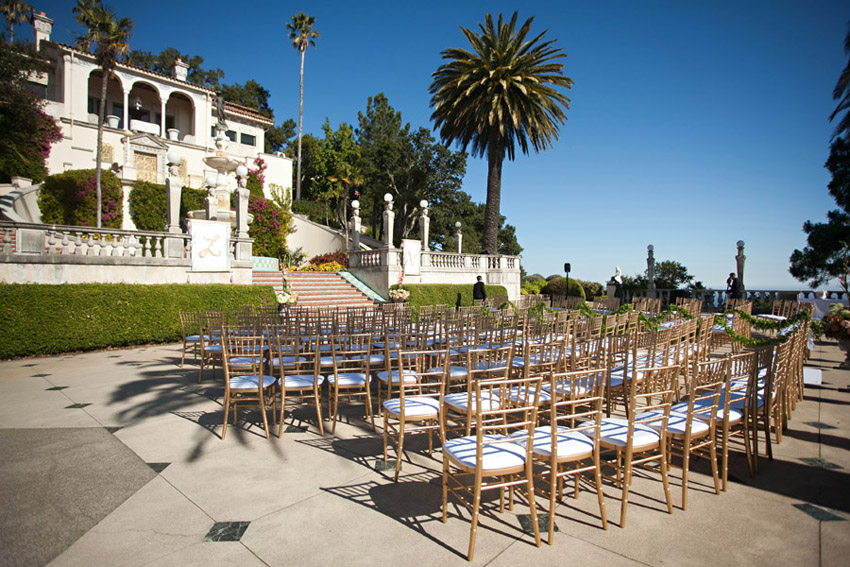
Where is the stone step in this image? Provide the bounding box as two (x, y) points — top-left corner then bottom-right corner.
(284, 271), (380, 309)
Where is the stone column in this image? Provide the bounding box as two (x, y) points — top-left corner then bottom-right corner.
(350, 200), (361, 252)
(455, 221), (463, 254)
(235, 164), (250, 238)
(419, 200), (430, 251)
(160, 99), (167, 138)
(736, 240), (746, 294)
(383, 193), (395, 248)
(647, 244), (656, 298)
(164, 151), (184, 258)
(165, 151), (182, 234)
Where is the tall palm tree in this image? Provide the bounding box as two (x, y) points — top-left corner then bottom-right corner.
(73, 0), (133, 228)
(1, 1), (33, 44)
(286, 12), (319, 201)
(429, 12), (572, 254)
(830, 22), (850, 140)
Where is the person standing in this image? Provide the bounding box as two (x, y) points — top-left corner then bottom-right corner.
(728, 272), (744, 299)
(473, 275), (487, 303)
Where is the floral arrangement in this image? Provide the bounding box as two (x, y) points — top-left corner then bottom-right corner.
(388, 270), (409, 302)
(275, 268), (297, 305)
(292, 261), (345, 272)
(822, 304), (850, 342)
(276, 290), (298, 305)
(388, 287), (410, 302)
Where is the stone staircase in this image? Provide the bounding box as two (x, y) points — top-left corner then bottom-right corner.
(252, 269), (286, 293)
(285, 271), (381, 309)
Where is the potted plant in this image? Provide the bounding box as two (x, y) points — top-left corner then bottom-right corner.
(822, 303), (850, 368)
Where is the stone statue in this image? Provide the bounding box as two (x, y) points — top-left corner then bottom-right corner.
(215, 94), (228, 131)
(614, 266), (623, 284)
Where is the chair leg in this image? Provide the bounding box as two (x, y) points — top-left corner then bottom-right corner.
(222, 391), (230, 440)
(594, 458), (608, 530)
(660, 449), (674, 515)
(467, 483), (483, 561)
(681, 448), (690, 511)
(394, 424), (405, 482)
(315, 385), (325, 436)
(259, 389), (270, 439)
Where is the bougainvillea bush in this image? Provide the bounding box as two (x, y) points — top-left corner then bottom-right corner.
(309, 250), (348, 268)
(248, 194), (293, 260)
(38, 169), (123, 228)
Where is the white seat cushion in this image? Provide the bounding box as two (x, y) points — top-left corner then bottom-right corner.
(435, 365), (468, 378)
(643, 410), (710, 436)
(229, 374), (276, 390)
(444, 391), (500, 412)
(443, 434), (527, 471)
(327, 372), (369, 386)
(375, 369), (418, 384)
(382, 396), (440, 418)
(280, 373), (323, 389)
(513, 425), (594, 459)
(589, 417), (661, 449)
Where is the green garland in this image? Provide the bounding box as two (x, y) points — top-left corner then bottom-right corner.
(712, 315), (790, 348)
(727, 308), (811, 331)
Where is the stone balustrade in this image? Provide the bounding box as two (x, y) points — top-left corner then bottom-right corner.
(0, 220), (253, 285)
(348, 246), (521, 301)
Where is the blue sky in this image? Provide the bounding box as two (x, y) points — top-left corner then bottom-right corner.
(29, 0), (850, 289)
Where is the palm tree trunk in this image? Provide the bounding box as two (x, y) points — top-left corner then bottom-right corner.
(482, 140), (503, 255)
(96, 68), (109, 228)
(296, 49), (305, 201)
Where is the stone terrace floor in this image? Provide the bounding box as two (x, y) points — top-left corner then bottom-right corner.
(1, 340), (849, 566)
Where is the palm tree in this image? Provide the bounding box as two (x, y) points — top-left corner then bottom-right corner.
(830, 22), (850, 140)
(1, 1), (33, 44)
(73, 0), (133, 228)
(286, 12), (319, 201)
(429, 12), (572, 254)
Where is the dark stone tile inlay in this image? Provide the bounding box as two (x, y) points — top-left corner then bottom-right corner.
(203, 521), (250, 542)
(283, 425), (307, 434)
(375, 459), (398, 472)
(46, 386), (68, 391)
(65, 403), (91, 409)
(804, 421), (837, 430)
(32, 373), (51, 378)
(105, 426), (123, 434)
(147, 462), (171, 474)
(800, 457), (843, 470)
(793, 503), (847, 522)
(518, 513), (558, 534)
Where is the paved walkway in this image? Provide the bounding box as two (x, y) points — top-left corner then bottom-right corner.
(1, 341), (848, 566)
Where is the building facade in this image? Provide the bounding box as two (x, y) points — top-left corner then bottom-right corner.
(29, 12), (292, 230)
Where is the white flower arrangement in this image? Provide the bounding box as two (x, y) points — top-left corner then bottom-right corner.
(276, 291), (298, 305)
(388, 287), (410, 302)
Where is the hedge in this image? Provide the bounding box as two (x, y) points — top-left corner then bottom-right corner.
(393, 283), (508, 309)
(0, 283), (275, 359)
(38, 169), (123, 228)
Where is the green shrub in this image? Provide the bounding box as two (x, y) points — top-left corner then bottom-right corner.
(292, 199), (331, 225)
(521, 279), (546, 295)
(575, 278), (604, 300)
(0, 283), (275, 359)
(541, 276), (586, 300)
(128, 180), (167, 231)
(128, 182), (221, 232)
(392, 283), (507, 308)
(38, 169), (123, 228)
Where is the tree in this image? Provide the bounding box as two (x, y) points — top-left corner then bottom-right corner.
(790, 137), (850, 293)
(73, 0), (133, 228)
(429, 12), (572, 254)
(830, 23), (850, 140)
(357, 94), (468, 246)
(220, 79), (273, 119)
(128, 47), (224, 89)
(0, 41), (62, 182)
(1, 0), (31, 43)
(287, 12), (319, 201)
(621, 260), (696, 291)
(265, 118), (296, 154)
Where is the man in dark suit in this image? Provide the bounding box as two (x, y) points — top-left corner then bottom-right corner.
(473, 275), (486, 303)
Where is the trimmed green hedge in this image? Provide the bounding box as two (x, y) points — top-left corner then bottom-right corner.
(0, 284), (275, 359)
(394, 283), (508, 308)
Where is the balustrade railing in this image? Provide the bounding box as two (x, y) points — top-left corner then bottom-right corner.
(625, 287), (847, 314)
